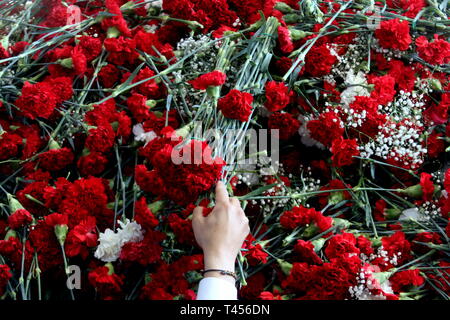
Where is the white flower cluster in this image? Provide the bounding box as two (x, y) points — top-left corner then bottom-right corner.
(245, 163), (321, 213)
(380, 90), (425, 122)
(360, 246), (401, 269)
(359, 119), (426, 169)
(371, 37), (403, 61)
(176, 34), (219, 74)
(94, 219), (144, 262)
(326, 35), (368, 83)
(349, 267), (394, 300)
(173, 34), (220, 111)
(400, 203), (441, 222)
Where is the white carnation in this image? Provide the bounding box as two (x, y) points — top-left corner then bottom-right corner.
(94, 219), (145, 262)
(340, 70), (369, 106)
(133, 123), (157, 145)
(399, 207), (425, 222)
(147, 0), (162, 9)
(117, 219), (144, 243)
(94, 229), (123, 263)
(297, 115), (325, 150)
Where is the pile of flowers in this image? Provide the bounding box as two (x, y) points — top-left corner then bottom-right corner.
(0, 0), (449, 300)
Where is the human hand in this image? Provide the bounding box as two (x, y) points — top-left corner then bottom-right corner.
(192, 181), (250, 283)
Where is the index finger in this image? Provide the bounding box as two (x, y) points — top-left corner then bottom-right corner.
(215, 181), (230, 204)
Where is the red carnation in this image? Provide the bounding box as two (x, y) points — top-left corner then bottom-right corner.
(356, 235), (374, 256)
(77, 36), (102, 62)
(38, 147), (74, 171)
(268, 112), (300, 140)
(293, 240), (323, 265)
(0, 132), (23, 161)
(427, 131), (445, 158)
(101, 0), (131, 37)
(134, 197), (159, 231)
(0, 264), (12, 296)
(376, 231), (412, 270)
(387, 0), (426, 18)
(420, 172), (435, 201)
(127, 93), (153, 122)
(71, 46), (87, 76)
(330, 137), (360, 167)
(88, 266), (123, 299)
(132, 67), (164, 99)
(10, 41), (29, 56)
(264, 81), (291, 112)
(0, 45), (10, 62)
(8, 209), (33, 230)
(44, 77), (74, 102)
(65, 217), (98, 259)
(188, 70), (227, 90)
(375, 18), (411, 51)
(325, 233), (359, 259)
(244, 243), (268, 266)
(15, 81), (58, 120)
(44, 212), (68, 227)
(136, 139), (225, 205)
(217, 89), (253, 122)
(305, 44), (337, 77)
(387, 60), (416, 92)
(103, 37), (139, 66)
(85, 125), (116, 153)
(77, 152), (109, 176)
(98, 64), (120, 88)
(307, 111), (344, 147)
(168, 213), (195, 245)
(120, 231), (165, 266)
(416, 35), (450, 65)
(278, 26), (294, 53)
(368, 74), (396, 106)
(390, 269), (424, 293)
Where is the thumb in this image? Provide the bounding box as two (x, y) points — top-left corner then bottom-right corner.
(192, 206), (204, 222)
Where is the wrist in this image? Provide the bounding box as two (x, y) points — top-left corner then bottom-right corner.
(203, 252), (236, 272)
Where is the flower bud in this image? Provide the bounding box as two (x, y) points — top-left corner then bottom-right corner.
(288, 28), (311, 41)
(399, 184), (440, 199)
(274, 2), (294, 13)
(311, 238), (326, 252)
(372, 270), (395, 285)
(146, 100), (157, 108)
(277, 259), (293, 276)
(148, 200), (165, 214)
(175, 122), (194, 138)
(107, 26), (121, 38)
(119, 1), (135, 11)
(48, 138), (61, 150)
(429, 78), (442, 91)
(248, 18), (264, 32)
(5, 229), (17, 240)
(333, 218), (351, 230)
(283, 14), (302, 24)
(206, 85), (221, 98)
(59, 58), (73, 69)
(302, 224), (319, 238)
(105, 262), (115, 275)
(385, 208), (402, 220)
(54, 224), (69, 246)
(7, 193), (24, 212)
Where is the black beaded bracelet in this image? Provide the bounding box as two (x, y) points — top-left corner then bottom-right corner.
(201, 269), (238, 281)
